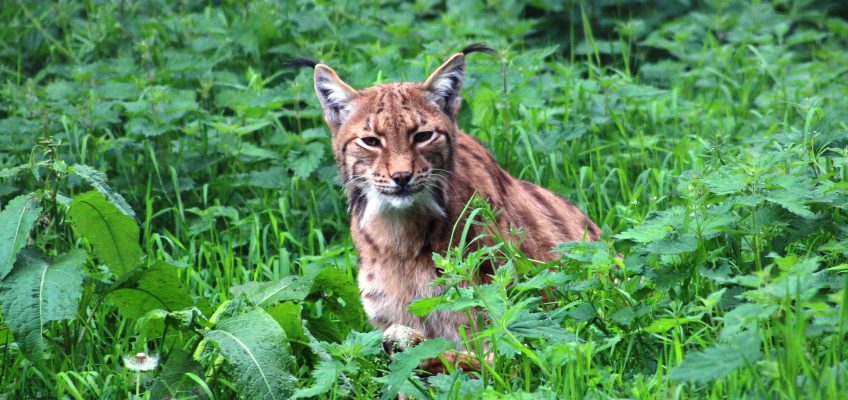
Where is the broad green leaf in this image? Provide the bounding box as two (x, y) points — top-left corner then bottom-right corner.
(201, 308), (297, 400)
(0, 193), (42, 280)
(308, 267), (366, 335)
(104, 262), (205, 334)
(0, 249), (85, 368)
(265, 301), (304, 342)
(669, 337), (762, 383)
(720, 303), (777, 340)
(509, 310), (578, 342)
(231, 275), (311, 306)
(378, 339), (453, 400)
(565, 303), (597, 322)
(67, 191), (142, 278)
(70, 164), (136, 217)
(408, 295), (446, 317)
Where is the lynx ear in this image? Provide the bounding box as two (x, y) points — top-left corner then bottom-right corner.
(423, 53), (466, 118)
(314, 64), (358, 131)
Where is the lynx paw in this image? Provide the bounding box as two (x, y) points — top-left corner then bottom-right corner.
(382, 324), (425, 356)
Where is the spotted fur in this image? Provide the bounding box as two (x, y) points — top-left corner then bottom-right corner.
(306, 46), (601, 345)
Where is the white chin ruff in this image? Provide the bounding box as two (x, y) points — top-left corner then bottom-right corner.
(359, 186), (445, 229)
(386, 194), (416, 209)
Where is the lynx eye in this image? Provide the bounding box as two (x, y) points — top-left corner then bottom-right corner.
(361, 137), (381, 147)
(413, 131), (434, 144)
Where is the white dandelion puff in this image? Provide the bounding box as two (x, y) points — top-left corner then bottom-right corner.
(123, 352), (159, 372)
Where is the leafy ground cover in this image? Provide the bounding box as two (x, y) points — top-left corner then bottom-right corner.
(1, 0), (847, 398)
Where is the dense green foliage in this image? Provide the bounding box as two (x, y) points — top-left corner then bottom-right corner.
(1, 0), (847, 398)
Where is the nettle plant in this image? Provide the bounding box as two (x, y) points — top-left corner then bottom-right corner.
(0, 138), (380, 399)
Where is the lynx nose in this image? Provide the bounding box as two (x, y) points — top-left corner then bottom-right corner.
(391, 172), (412, 187)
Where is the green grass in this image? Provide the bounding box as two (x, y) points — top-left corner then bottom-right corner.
(1, 0), (847, 398)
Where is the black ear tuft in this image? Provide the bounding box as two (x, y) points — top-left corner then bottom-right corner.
(461, 43), (496, 56)
(283, 58), (318, 69)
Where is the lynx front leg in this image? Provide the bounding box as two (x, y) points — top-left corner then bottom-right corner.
(381, 324), (426, 356)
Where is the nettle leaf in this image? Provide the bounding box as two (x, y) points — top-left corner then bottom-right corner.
(766, 189), (815, 218)
(703, 170), (748, 195)
(378, 338), (453, 400)
(720, 303), (777, 340)
(615, 207), (683, 243)
(70, 164), (136, 217)
(0, 248), (85, 368)
(643, 234), (698, 255)
(288, 142), (326, 179)
(669, 336), (762, 383)
(104, 261), (204, 333)
(332, 329), (383, 358)
(291, 359), (344, 399)
(0, 193), (42, 280)
(201, 308), (297, 400)
(0, 163), (32, 179)
(67, 191), (142, 278)
(427, 370), (484, 399)
(231, 275), (311, 307)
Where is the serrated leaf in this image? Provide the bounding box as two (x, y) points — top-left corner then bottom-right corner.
(703, 171), (748, 195)
(334, 330), (383, 358)
(70, 164), (136, 217)
(201, 308), (297, 400)
(720, 303), (777, 340)
(291, 359), (344, 399)
(643, 234), (697, 255)
(615, 207), (683, 243)
(378, 339), (453, 400)
(0, 164), (31, 179)
(0, 193), (42, 280)
(669, 336), (762, 383)
(0, 248), (85, 369)
(288, 142), (325, 179)
(67, 191), (142, 278)
(766, 190), (815, 218)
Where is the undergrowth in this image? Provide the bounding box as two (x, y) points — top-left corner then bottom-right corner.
(1, 0), (846, 399)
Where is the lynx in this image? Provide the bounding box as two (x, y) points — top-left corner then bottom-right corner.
(297, 44), (600, 369)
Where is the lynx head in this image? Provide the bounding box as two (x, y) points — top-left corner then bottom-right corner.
(305, 45), (494, 225)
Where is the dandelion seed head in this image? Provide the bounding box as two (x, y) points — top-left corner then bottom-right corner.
(123, 351), (159, 372)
